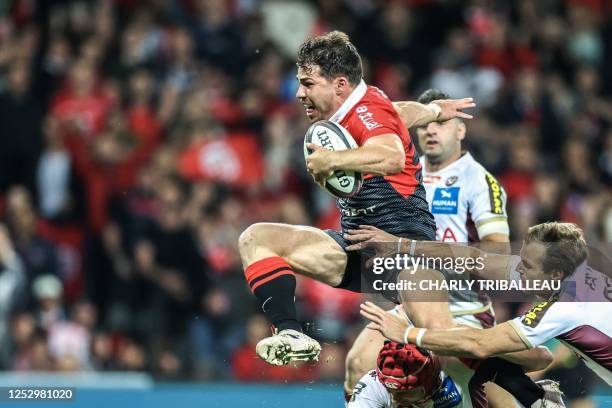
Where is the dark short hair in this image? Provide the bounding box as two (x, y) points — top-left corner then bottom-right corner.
(296, 31), (362, 85)
(524, 222), (588, 279)
(417, 89), (451, 105)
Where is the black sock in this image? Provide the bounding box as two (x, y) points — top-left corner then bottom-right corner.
(472, 357), (544, 406)
(246, 257), (302, 332)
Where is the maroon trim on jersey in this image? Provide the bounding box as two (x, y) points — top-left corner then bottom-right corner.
(557, 325), (612, 371)
(468, 379), (488, 408)
(465, 209), (479, 243)
(473, 309), (496, 329)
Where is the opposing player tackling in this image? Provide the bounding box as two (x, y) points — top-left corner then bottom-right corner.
(359, 222), (612, 387)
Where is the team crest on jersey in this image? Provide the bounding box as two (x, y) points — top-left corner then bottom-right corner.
(445, 176), (458, 186)
(431, 187), (459, 214)
(521, 294), (559, 328)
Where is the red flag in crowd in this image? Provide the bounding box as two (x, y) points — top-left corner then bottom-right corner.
(179, 134), (264, 187)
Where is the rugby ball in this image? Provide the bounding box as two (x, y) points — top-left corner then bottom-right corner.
(304, 120), (363, 198)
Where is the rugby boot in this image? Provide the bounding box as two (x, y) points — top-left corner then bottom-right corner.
(256, 329), (321, 366)
(531, 379), (565, 408)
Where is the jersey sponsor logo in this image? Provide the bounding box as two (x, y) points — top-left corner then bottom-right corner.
(431, 187), (459, 214)
(485, 173), (504, 215)
(521, 295), (559, 328)
(355, 105), (382, 130)
(445, 176), (458, 186)
(316, 129), (334, 150)
(437, 227), (458, 242)
(432, 376), (462, 408)
(338, 197), (377, 216)
(340, 205), (377, 217)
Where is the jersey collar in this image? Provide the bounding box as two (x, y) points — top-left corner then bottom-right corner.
(422, 152), (473, 175)
(330, 79), (367, 123)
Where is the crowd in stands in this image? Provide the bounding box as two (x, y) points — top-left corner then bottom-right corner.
(0, 0), (610, 401)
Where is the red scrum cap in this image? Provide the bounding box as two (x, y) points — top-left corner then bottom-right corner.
(376, 341), (442, 398)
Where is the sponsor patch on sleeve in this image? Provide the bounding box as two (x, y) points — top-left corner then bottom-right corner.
(432, 375), (462, 407)
(431, 187), (460, 214)
(485, 173), (504, 215)
(520, 295), (559, 328)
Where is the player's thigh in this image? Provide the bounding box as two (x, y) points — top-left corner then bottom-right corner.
(238, 222), (347, 285)
(397, 267), (455, 329)
(345, 324), (386, 390)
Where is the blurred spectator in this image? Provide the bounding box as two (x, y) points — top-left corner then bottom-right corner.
(0, 60), (44, 192)
(116, 338), (147, 372)
(0, 224), (26, 368)
(51, 59), (114, 139)
(36, 116), (76, 221)
(32, 274), (65, 330)
(4, 187), (60, 309)
(91, 332), (115, 371)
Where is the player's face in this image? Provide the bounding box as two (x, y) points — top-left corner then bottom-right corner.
(415, 120), (465, 164)
(517, 242), (547, 281)
(296, 65), (337, 122)
(517, 241), (561, 297)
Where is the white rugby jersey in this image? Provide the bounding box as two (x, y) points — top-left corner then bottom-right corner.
(348, 370), (467, 408)
(421, 152), (509, 321)
(507, 260), (612, 385)
(421, 153), (509, 243)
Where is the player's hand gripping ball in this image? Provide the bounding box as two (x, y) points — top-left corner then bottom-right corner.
(303, 120), (363, 198)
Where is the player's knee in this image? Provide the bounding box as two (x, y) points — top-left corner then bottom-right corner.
(238, 223), (265, 259)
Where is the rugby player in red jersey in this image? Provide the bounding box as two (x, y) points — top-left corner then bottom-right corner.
(238, 31), (475, 365)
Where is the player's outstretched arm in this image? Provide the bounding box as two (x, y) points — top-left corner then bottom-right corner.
(360, 301), (527, 359)
(500, 347), (554, 373)
(392, 98), (475, 128)
(345, 225), (512, 280)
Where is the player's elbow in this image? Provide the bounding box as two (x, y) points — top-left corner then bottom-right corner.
(382, 151), (405, 175)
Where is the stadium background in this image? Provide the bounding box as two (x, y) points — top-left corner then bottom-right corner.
(0, 0), (610, 406)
